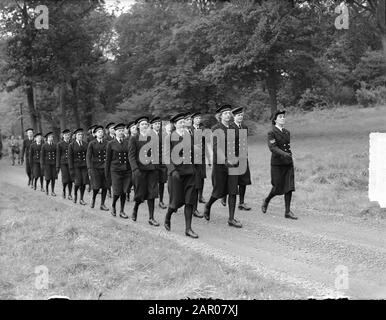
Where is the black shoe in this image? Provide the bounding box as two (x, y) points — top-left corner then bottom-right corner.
(51, 192), (56, 197)
(164, 220), (171, 231)
(285, 211), (298, 220)
(46, 190), (49, 196)
(68, 195), (73, 201)
(220, 198), (226, 206)
(185, 229), (198, 238)
(228, 218), (242, 228)
(120, 212), (129, 219)
(73, 195), (77, 204)
(91, 199), (95, 209)
(62, 192), (66, 199)
(40, 187), (45, 192)
(198, 197), (206, 204)
(238, 203), (251, 211)
(79, 199), (86, 206)
(149, 218), (160, 226)
(111, 207), (116, 217)
(131, 211), (137, 222)
(100, 204), (109, 211)
(261, 199), (268, 214)
(159, 201), (167, 209)
(203, 205), (210, 221)
(193, 210), (203, 218)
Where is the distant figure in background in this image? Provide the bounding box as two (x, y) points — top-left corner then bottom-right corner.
(56, 129), (74, 200)
(41, 132), (57, 196)
(29, 133), (44, 191)
(262, 110), (297, 220)
(68, 128), (89, 205)
(9, 135), (19, 166)
(21, 128), (34, 187)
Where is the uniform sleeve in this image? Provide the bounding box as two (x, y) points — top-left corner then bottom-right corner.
(29, 144), (33, 165)
(56, 143), (61, 169)
(267, 131), (289, 157)
(128, 137), (139, 172)
(40, 144), (45, 167)
(105, 141), (112, 178)
(68, 143), (74, 170)
(165, 134), (176, 175)
(86, 142), (93, 170)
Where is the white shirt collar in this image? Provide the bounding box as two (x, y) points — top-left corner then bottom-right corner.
(275, 124), (283, 132)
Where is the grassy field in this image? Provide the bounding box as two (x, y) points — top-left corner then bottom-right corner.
(248, 104), (386, 220)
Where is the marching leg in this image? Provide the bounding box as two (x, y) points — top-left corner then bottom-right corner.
(100, 189), (109, 211)
(184, 205), (198, 238)
(284, 191), (297, 219)
(148, 199), (159, 226)
(228, 194), (242, 228)
(111, 195), (119, 216)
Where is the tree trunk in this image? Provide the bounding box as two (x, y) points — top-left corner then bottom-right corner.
(26, 83), (39, 132)
(58, 82), (66, 130)
(266, 67), (278, 115)
(70, 79), (81, 128)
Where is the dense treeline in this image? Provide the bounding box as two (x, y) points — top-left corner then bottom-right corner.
(0, 0), (385, 135)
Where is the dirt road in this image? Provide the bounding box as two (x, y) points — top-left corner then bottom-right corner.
(1, 161), (385, 299)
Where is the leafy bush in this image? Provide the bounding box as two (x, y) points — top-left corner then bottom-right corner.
(355, 86), (377, 108)
(297, 89), (328, 111)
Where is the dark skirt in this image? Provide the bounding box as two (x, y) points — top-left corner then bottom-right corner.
(44, 164), (57, 180)
(32, 162), (43, 178)
(238, 160), (251, 186)
(158, 165), (168, 184)
(211, 164), (239, 198)
(270, 165), (295, 195)
(60, 163), (73, 184)
(111, 170), (131, 196)
(132, 169), (158, 202)
(74, 166), (89, 186)
(168, 173), (195, 210)
(25, 159), (32, 177)
(90, 168), (108, 190)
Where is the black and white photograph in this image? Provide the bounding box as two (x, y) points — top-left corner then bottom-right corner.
(0, 0), (385, 304)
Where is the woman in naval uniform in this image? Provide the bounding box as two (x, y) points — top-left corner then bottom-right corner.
(261, 110), (297, 220)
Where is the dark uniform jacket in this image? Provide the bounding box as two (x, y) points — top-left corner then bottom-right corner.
(166, 131), (195, 176)
(86, 139), (107, 170)
(268, 126), (293, 166)
(56, 140), (70, 168)
(106, 133), (115, 142)
(29, 142), (43, 164)
(68, 140), (88, 169)
(106, 138), (131, 174)
(40, 142), (57, 167)
(22, 138), (34, 161)
(211, 122), (237, 167)
(128, 134), (156, 172)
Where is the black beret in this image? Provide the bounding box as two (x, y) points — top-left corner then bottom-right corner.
(34, 132), (42, 138)
(135, 116), (149, 125)
(126, 121), (136, 129)
(25, 128), (34, 132)
(62, 129), (71, 134)
(44, 132), (54, 138)
(170, 113), (186, 123)
(271, 110), (286, 123)
(93, 125), (104, 134)
(106, 122), (115, 129)
(232, 107), (244, 115)
(113, 123), (126, 130)
(149, 116), (161, 124)
(191, 112), (201, 119)
(73, 128), (84, 135)
(216, 104), (232, 114)
(88, 125), (97, 131)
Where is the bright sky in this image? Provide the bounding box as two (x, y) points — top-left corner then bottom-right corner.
(104, 0), (136, 14)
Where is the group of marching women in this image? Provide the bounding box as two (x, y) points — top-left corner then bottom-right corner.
(19, 105), (297, 239)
